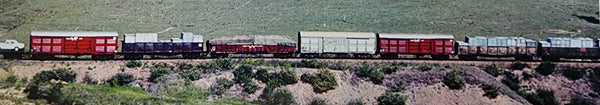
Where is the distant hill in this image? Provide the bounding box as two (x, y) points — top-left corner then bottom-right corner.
(1, 0), (598, 45)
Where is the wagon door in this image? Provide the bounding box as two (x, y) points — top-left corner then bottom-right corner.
(300, 37), (322, 53)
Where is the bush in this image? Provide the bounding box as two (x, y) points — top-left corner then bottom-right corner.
(297, 59), (327, 68)
(234, 64), (255, 83)
(536, 61), (556, 76)
(210, 78), (233, 95)
(329, 61), (351, 70)
(502, 72), (521, 91)
(443, 71), (464, 89)
(389, 81), (405, 92)
(269, 89), (295, 105)
(150, 68), (171, 82)
(418, 64), (432, 71)
(562, 67), (585, 80)
(242, 81), (260, 94)
(83, 73), (98, 85)
(566, 97), (593, 105)
(355, 62), (385, 84)
(590, 67), (600, 94)
(536, 89), (560, 105)
(301, 70), (338, 93)
(107, 73), (135, 86)
(31, 70), (56, 84)
(483, 65), (501, 77)
(511, 61), (529, 70)
(481, 84), (499, 99)
(125, 60), (142, 68)
(276, 69), (298, 85)
(518, 90), (544, 105)
(5, 75), (17, 84)
(377, 92), (407, 105)
(177, 63), (202, 81)
(347, 99), (365, 105)
(52, 68), (76, 83)
(214, 58), (236, 70)
(254, 68), (270, 83)
(309, 98), (327, 105)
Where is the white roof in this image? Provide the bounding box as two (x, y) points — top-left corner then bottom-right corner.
(31, 31), (118, 37)
(378, 33), (454, 39)
(299, 31), (376, 38)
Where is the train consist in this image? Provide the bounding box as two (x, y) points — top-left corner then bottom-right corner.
(0, 30), (598, 61)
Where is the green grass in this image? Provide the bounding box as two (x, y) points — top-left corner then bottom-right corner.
(1, 0), (598, 47)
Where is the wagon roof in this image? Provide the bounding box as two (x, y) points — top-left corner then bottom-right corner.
(378, 33), (454, 39)
(299, 31), (376, 38)
(31, 31), (118, 37)
(209, 35), (295, 45)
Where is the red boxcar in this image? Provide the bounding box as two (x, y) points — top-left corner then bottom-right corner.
(30, 31), (119, 56)
(208, 35), (296, 57)
(378, 33), (454, 59)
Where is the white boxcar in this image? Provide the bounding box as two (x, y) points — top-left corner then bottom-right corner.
(298, 31), (376, 54)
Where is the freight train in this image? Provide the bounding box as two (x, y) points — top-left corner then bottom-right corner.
(0, 30), (597, 61)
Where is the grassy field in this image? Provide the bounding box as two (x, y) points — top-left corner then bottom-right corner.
(0, 0), (598, 45)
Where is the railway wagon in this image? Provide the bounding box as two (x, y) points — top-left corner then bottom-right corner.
(298, 31), (377, 58)
(456, 36), (537, 60)
(30, 31), (118, 59)
(122, 32), (204, 59)
(538, 37), (600, 61)
(208, 35), (296, 57)
(378, 33), (454, 59)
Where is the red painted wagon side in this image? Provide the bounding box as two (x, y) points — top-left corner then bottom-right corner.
(208, 35), (296, 57)
(378, 33), (454, 59)
(30, 31), (118, 58)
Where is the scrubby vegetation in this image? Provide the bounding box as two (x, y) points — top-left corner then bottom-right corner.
(242, 81), (260, 94)
(210, 78), (234, 95)
(377, 92), (407, 105)
(355, 62), (385, 84)
(518, 89), (560, 105)
(566, 97), (594, 105)
(389, 81), (405, 92)
(562, 67), (585, 80)
(381, 62), (406, 74)
(590, 67), (600, 95)
(262, 88), (296, 105)
(214, 58), (236, 70)
(125, 60), (142, 68)
(176, 62), (203, 81)
(511, 61), (529, 70)
(536, 61), (556, 76)
(481, 84), (499, 99)
(107, 73), (135, 86)
(482, 65), (501, 77)
(443, 70), (464, 89)
(502, 72), (521, 91)
(301, 70), (338, 93)
(309, 98), (328, 105)
(347, 99), (366, 105)
(234, 64), (255, 83)
(150, 67), (172, 82)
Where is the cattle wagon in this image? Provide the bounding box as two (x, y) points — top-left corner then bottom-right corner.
(298, 31), (377, 58)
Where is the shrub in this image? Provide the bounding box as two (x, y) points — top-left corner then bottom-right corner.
(5, 75), (17, 84)
(234, 64), (254, 83)
(150, 68), (171, 82)
(502, 72), (521, 91)
(214, 58), (236, 70)
(298, 59), (327, 68)
(125, 60), (142, 68)
(83, 73), (98, 85)
(282, 60), (293, 68)
(356, 62), (385, 84)
(210, 78), (233, 95)
(381, 62), (405, 74)
(389, 81), (405, 92)
(536, 61), (556, 76)
(518, 90), (544, 105)
(483, 65), (501, 77)
(52, 68), (76, 82)
(269, 89), (295, 105)
(443, 71), (464, 89)
(275, 69), (298, 85)
(377, 92), (407, 105)
(31, 70), (55, 84)
(481, 84), (499, 99)
(242, 81), (260, 94)
(177, 63), (202, 81)
(309, 98), (327, 105)
(562, 67), (585, 80)
(536, 89), (560, 105)
(254, 68), (270, 83)
(418, 64), (432, 71)
(566, 97), (593, 105)
(301, 70), (338, 93)
(107, 73), (135, 86)
(590, 67), (600, 94)
(511, 61), (529, 70)
(347, 99), (365, 105)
